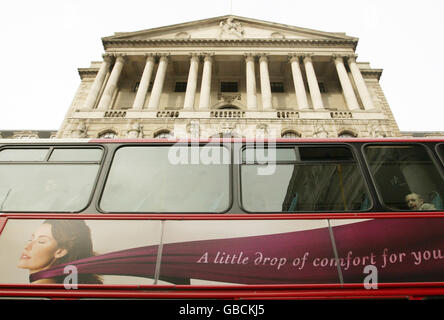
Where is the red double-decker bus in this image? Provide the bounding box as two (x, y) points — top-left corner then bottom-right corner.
(1, 138), (444, 300)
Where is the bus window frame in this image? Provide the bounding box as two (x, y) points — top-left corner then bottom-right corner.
(96, 142), (233, 214)
(238, 142), (374, 214)
(0, 144), (106, 214)
(361, 141), (444, 213)
(435, 143), (444, 168)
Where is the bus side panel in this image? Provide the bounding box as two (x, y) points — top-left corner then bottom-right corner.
(0, 218), (342, 286)
(331, 218), (444, 284)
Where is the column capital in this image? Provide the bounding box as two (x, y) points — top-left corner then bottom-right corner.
(244, 53), (256, 62)
(144, 53), (156, 60)
(331, 54), (346, 62)
(113, 53), (127, 63)
(102, 53), (113, 62)
(258, 53), (269, 62)
(345, 54), (358, 63)
(189, 52), (200, 59)
(156, 53), (170, 64)
(301, 53), (314, 62)
(156, 53), (170, 60)
(288, 53), (305, 63)
(200, 52), (214, 62)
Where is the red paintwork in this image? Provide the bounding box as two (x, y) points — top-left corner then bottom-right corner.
(1, 213), (444, 299)
(2, 138), (444, 299)
(0, 282), (443, 299)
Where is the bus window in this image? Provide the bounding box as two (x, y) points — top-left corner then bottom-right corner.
(364, 144), (444, 211)
(49, 148), (102, 162)
(241, 146), (371, 213)
(100, 146), (230, 213)
(438, 144), (444, 165)
(0, 148), (49, 161)
(0, 148), (102, 212)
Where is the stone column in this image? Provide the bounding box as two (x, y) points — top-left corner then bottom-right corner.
(303, 54), (324, 110)
(347, 55), (375, 110)
(259, 54), (272, 110)
(198, 53), (213, 110)
(147, 54), (169, 110)
(333, 54), (360, 111)
(97, 54), (126, 110)
(245, 53), (257, 110)
(83, 54), (112, 109)
(132, 54), (155, 110)
(289, 54), (309, 110)
(183, 53), (199, 110)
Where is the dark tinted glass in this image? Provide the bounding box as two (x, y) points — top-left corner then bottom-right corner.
(364, 145), (444, 211)
(241, 146), (370, 212)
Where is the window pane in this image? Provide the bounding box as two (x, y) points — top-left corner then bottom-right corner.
(174, 82), (187, 92)
(0, 149), (49, 161)
(242, 148), (297, 163)
(49, 148), (102, 162)
(0, 164), (99, 212)
(100, 146), (230, 212)
(364, 145), (444, 211)
(438, 144), (444, 161)
(270, 82), (284, 93)
(220, 82), (238, 92)
(242, 146), (354, 163)
(241, 163), (370, 212)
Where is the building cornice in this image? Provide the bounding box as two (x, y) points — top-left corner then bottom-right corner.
(103, 38), (358, 50)
(361, 68), (383, 80)
(78, 67), (98, 79)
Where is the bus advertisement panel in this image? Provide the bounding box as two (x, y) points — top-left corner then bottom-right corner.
(1, 218), (444, 287)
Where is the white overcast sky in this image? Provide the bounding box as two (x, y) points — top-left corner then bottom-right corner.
(0, 0), (443, 132)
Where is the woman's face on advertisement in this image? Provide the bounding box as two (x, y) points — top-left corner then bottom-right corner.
(17, 223), (64, 273)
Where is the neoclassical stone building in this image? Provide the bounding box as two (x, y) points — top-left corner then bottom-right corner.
(57, 15), (400, 139)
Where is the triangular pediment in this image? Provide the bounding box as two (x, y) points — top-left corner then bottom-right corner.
(103, 15), (356, 42)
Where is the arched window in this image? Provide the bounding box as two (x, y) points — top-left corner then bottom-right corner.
(98, 131), (117, 139)
(281, 130), (301, 139)
(154, 130), (174, 139)
(218, 105), (240, 110)
(338, 131), (357, 138)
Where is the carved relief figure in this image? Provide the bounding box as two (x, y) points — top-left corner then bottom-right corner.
(367, 123), (386, 138)
(218, 17), (244, 38)
(127, 122), (143, 138)
(314, 124), (329, 138)
(72, 122), (88, 138)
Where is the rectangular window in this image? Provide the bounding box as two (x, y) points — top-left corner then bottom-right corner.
(220, 82), (238, 92)
(241, 146), (370, 212)
(318, 82), (327, 93)
(174, 82), (187, 92)
(271, 82), (284, 93)
(49, 148), (103, 162)
(0, 148), (50, 162)
(0, 147), (102, 212)
(100, 146), (230, 213)
(364, 144), (444, 211)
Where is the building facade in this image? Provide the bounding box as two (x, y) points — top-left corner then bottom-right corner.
(57, 15), (401, 139)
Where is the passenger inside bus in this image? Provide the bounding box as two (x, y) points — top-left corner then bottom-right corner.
(405, 193), (436, 211)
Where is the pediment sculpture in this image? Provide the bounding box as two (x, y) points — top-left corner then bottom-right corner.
(218, 17), (245, 38)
